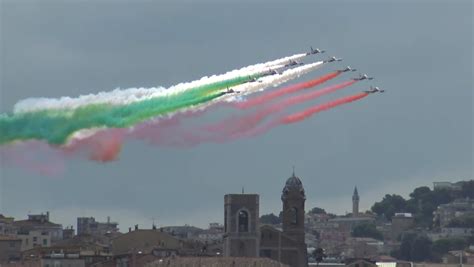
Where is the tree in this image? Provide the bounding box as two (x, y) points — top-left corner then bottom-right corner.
(395, 233), (433, 262)
(410, 235), (432, 262)
(260, 213), (281, 225)
(461, 180), (474, 198)
(371, 194), (407, 220)
(309, 207), (326, 214)
(397, 232), (417, 260)
(352, 223), (384, 240)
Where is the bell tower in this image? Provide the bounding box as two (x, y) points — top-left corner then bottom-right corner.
(281, 168), (306, 244)
(352, 186), (359, 217)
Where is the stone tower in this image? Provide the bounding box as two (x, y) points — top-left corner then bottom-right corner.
(223, 194), (260, 257)
(281, 170), (306, 245)
(352, 186), (359, 217)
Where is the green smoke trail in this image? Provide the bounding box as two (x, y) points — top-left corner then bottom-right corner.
(0, 74), (258, 145)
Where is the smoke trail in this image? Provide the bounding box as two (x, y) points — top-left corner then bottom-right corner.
(74, 63), (325, 154)
(280, 92), (369, 124)
(13, 53), (306, 113)
(234, 71), (340, 109)
(203, 80), (357, 137)
(232, 92), (370, 140)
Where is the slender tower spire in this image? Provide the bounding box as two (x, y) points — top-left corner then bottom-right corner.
(352, 186), (360, 217)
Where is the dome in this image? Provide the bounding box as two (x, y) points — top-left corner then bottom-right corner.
(284, 174), (303, 190)
(282, 170), (305, 199)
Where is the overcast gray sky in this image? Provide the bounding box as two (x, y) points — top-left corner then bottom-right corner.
(0, 0), (472, 231)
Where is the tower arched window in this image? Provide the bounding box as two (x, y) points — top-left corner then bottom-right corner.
(238, 210), (249, 232)
(290, 207), (298, 225)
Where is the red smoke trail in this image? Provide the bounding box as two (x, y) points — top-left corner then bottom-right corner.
(234, 71), (341, 109)
(232, 92), (369, 140)
(281, 92), (369, 124)
(205, 80), (357, 136)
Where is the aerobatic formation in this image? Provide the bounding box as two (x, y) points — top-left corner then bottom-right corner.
(0, 47), (384, 173)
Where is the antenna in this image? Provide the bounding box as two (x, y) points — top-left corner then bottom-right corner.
(242, 187), (244, 194)
(292, 165), (295, 176)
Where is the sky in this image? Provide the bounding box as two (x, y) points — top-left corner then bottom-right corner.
(0, 0), (472, 231)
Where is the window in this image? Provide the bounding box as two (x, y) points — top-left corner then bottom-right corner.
(43, 239), (48, 246)
(290, 207), (298, 225)
(238, 210), (249, 232)
(33, 236), (37, 242)
(9, 241), (15, 248)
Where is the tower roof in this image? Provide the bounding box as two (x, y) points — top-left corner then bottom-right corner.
(353, 186), (359, 196)
(282, 168), (305, 195)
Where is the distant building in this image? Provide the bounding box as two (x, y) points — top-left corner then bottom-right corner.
(353, 187), (360, 217)
(0, 235), (21, 263)
(433, 182), (463, 191)
(77, 217), (119, 236)
(17, 229), (51, 251)
(160, 225), (203, 239)
(390, 213), (414, 240)
(13, 212), (62, 246)
(433, 198), (474, 227)
(110, 228), (202, 256)
(196, 223), (224, 243)
(0, 215), (16, 236)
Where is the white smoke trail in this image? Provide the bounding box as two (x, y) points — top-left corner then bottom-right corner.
(65, 61), (323, 144)
(13, 53), (308, 114)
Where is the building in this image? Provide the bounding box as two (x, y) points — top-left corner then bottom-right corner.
(0, 235), (22, 263)
(196, 223), (224, 243)
(16, 229), (52, 251)
(0, 215), (16, 236)
(390, 213), (414, 240)
(353, 187), (360, 217)
(13, 212), (63, 243)
(110, 228), (202, 256)
(433, 182), (463, 191)
(160, 225), (203, 239)
(223, 170), (309, 267)
(223, 193), (260, 257)
(433, 198), (474, 227)
(77, 217), (119, 236)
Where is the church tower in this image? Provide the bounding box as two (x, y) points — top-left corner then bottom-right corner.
(281, 169), (306, 245)
(223, 194), (260, 257)
(352, 186), (359, 217)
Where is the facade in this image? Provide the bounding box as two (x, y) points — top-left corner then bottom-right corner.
(0, 235), (22, 263)
(433, 182), (463, 191)
(390, 213), (414, 240)
(353, 187), (360, 217)
(17, 229), (52, 251)
(223, 193), (260, 257)
(77, 217), (119, 236)
(160, 225), (203, 239)
(111, 229), (181, 255)
(0, 215), (16, 236)
(13, 212), (63, 243)
(433, 198), (474, 227)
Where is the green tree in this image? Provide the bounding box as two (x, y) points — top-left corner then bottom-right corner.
(309, 207), (327, 214)
(371, 194), (407, 220)
(397, 232), (417, 260)
(352, 223), (384, 240)
(410, 235), (432, 262)
(260, 213), (281, 225)
(461, 180), (474, 198)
